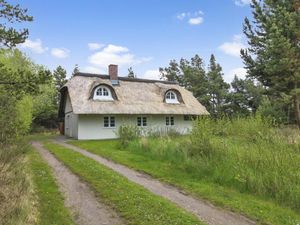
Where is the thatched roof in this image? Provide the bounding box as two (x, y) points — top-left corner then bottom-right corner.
(60, 73), (209, 116)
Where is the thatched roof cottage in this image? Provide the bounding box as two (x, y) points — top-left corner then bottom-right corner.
(59, 64), (208, 140)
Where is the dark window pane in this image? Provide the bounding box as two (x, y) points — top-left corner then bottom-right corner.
(110, 117), (115, 127)
(143, 117), (147, 126)
(137, 117), (141, 126)
(166, 117), (169, 125)
(171, 116), (174, 125)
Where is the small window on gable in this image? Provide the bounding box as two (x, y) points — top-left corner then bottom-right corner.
(94, 85), (113, 100)
(165, 90), (179, 104)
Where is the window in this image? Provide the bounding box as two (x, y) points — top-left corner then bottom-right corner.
(165, 90), (179, 104)
(94, 85), (113, 100)
(96, 87), (109, 96)
(137, 117), (147, 127)
(166, 116), (174, 126)
(104, 116), (115, 128)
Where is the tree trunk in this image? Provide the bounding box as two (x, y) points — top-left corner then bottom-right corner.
(294, 95), (300, 129)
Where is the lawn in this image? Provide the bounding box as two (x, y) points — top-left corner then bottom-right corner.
(44, 142), (204, 225)
(69, 117), (300, 225)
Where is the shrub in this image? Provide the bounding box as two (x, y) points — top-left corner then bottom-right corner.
(117, 124), (141, 147)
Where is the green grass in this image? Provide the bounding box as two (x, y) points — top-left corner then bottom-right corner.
(69, 134), (300, 225)
(28, 146), (74, 225)
(43, 142), (204, 225)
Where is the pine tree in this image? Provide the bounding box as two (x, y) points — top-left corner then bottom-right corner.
(227, 75), (263, 116)
(241, 0), (300, 126)
(53, 65), (67, 103)
(206, 54), (230, 117)
(159, 60), (183, 85)
(0, 0), (33, 47)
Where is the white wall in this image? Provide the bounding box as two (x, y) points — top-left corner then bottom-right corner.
(64, 94), (78, 139)
(77, 114), (193, 140)
(64, 112), (78, 139)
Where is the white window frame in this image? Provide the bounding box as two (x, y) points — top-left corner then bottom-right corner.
(103, 116), (115, 128)
(137, 116), (147, 127)
(166, 116), (175, 126)
(165, 90), (179, 104)
(94, 85), (113, 100)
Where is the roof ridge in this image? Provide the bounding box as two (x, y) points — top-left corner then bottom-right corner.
(74, 72), (178, 85)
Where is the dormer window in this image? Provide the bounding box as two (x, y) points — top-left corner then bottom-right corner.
(165, 90), (179, 104)
(94, 85), (113, 100)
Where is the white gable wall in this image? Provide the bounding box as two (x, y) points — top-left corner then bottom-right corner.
(77, 114), (193, 140)
(64, 93), (78, 139)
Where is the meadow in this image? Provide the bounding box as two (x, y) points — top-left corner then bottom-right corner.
(71, 116), (300, 225)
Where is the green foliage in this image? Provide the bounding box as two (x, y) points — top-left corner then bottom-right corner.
(226, 75), (264, 116)
(15, 95), (33, 136)
(53, 65), (67, 103)
(71, 128), (300, 225)
(206, 55), (229, 117)
(257, 96), (290, 124)
(45, 142), (203, 225)
(160, 54), (231, 117)
(241, 0), (300, 126)
(32, 83), (58, 129)
(117, 124), (141, 147)
(0, 0), (33, 47)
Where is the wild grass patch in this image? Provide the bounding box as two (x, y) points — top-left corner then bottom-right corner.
(71, 116), (300, 225)
(0, 141), (37, 225)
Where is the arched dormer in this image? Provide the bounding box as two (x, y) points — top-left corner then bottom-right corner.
(164, 89), (183, 104)
(91, 84), (118, 101)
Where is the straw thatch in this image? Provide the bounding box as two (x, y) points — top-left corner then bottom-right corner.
(61, 73), (209, 115)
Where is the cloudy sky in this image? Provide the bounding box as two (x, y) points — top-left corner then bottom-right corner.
(16, 0), (252, 82)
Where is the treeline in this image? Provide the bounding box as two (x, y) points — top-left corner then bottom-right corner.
(160, 0), (300, 126)
(0, 48), (67, 144)
(159, 54), (265, 119)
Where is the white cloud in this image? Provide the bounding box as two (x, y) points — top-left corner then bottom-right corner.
(177, 10), (204, 25)
(19, 39), (48, 54)
(188, 17), (203, 25)
(225, 67), (247, 82)
(88, 42), (104, 50)
(142, 69), (161, 80)
(51, 48), (70, 58)
(83, 66), (105, 74)
(218, 34), (246, 57)
(88, 44), (151, 68)
(176, 12), (186, 20)
(234, 0), (251, 6)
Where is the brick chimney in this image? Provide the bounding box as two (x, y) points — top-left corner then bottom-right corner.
(108, 64), (118, 80)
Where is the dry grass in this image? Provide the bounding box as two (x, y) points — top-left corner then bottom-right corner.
(0, 142), (38, 225)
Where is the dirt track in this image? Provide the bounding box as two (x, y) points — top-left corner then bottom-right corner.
(32, 141), (124, 225)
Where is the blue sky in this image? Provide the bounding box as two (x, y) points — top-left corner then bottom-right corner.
(15, 0), (252, 82)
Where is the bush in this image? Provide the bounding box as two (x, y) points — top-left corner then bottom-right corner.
(117, 124), (141, 147)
